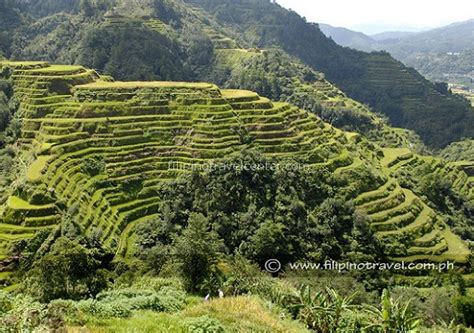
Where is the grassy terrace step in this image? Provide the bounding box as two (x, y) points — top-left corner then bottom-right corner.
(357, 189), (406, 215)
(414, 229), (441, 247)
(354, 181), (396, 205)
(369, 190), (420, 221)
(377, 204), (435, 238)
(406, 239), (448, 256)
(392, 230), (470, 264)
(381, 148), (413, 168)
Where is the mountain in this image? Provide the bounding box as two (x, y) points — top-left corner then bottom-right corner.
(183, 0), (474, 148)
(318, 23), (376, 52)
(0, 0), (471, 148)
(382, 20), (474, 87)
(383, 19), (474, 55)
(0, 58), (472, 331)
(320, 19), (474, 88)
(371, 31), (417, 41)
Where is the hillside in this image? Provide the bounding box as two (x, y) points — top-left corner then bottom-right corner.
(371, 31), (417, 41)
(320, 20), (474, 89)
(0, 60), (471, 283)
(0, 61), (471, 332)
(318, 23), (376, 52)
(183, 0), (474, 148)
(0, 1), (473, 331)
(0, 0), (471, 148)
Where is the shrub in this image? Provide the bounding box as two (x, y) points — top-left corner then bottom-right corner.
(91, 285), (186, 316)
(76, 299), (132, 319)
(82, 156), (106, 176)
(453, 296), (474, 327)
(184, 315), (225, 333)
(391, 286), (457, 326)
(0, 291), (12, 315)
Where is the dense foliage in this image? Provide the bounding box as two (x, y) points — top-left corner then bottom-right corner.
(440, 139), (474, 162)
(133, 151), (383, 276)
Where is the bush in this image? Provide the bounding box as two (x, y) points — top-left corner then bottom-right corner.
(391, 286), (457, 326)
(76, 299), (132, 319)
(184, 315), (225, 333)
(453, 296), (474, 327)
(82, 156), (106, 176)
(92, 285), (186, 315)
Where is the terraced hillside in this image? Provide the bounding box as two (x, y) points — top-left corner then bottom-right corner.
(212, 48), (426, 151)
(0, 61), (471, 289)
(355, 148), (471, 263)
(184, 0), (474, 148)
(0, 61), (353, 259)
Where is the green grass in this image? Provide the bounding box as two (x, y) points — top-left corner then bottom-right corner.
(75, 81), (217, 90)
(73, 297), (309, 333)
(27, 155), (52, 181)
(7, 196), (55, 210)
(26, 65), (84, 74)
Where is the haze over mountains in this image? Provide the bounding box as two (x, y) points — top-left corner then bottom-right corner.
(319, 19), (474, 87)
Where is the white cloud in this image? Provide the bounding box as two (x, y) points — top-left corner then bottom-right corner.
(276, 0), (474, 33)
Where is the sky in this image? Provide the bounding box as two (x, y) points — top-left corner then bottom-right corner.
(275, 0), (474, 34)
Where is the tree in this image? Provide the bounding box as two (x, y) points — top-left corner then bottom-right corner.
(173, 213), (224, 292)
(25, 237), (112, 302)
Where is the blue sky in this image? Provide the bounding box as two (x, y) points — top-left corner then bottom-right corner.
(276, 0), (474, 34)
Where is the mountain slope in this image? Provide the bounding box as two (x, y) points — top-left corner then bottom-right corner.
(318, 23), (376, 52)
(371, 31), (417, 41)
(0, 0), (472, 148)
(320, 20), (474, 88)
(0, 61), (471, 286)
(382, 19), (474, 56)
(182, 0), (474, 148)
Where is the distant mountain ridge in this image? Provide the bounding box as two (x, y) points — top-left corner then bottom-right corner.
(370, 31), (417, 41)
(319, 19), (474, 88)
(318, 23), (377, 51)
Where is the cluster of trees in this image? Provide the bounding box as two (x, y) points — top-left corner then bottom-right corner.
(440, 139), (474, 162)
(0, 70), (18, 204)
(131, 151), (384, 292)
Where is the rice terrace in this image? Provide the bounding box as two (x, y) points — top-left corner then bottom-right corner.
(0, 0), (473, 331)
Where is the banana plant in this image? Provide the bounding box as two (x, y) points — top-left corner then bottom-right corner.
(363, 289), (421, 333)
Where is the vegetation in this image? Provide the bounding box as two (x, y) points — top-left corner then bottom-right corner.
(0, 0), (472, 331)
(0, 0), (471, 147)
(0, 59), (471, 331)
(184, 0), (474, 148)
